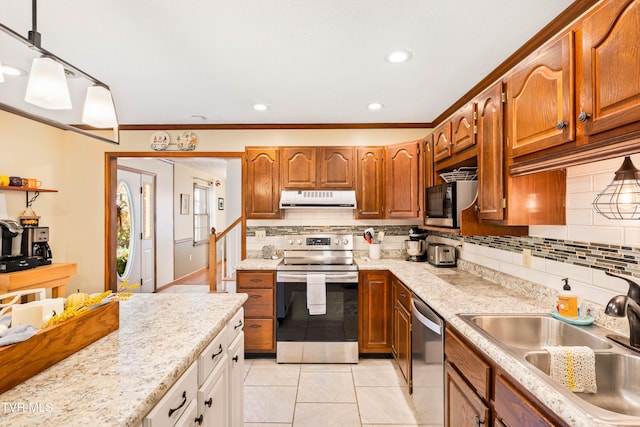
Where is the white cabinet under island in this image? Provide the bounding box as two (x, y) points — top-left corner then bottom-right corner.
(0, 293), (247, 427)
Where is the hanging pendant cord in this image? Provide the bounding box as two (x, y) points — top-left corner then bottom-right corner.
(28, 0), (41, 47)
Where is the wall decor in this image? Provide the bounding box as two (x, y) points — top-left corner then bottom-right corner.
(218, 197), (224, 210)
(180, 194), (190, 215)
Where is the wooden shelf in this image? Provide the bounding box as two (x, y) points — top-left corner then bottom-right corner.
(0, 185), (57, 193)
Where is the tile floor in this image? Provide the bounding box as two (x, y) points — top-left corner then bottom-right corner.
(243, 358), (423, 426)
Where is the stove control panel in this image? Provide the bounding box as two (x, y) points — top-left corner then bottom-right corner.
(283, 234), (353, 250)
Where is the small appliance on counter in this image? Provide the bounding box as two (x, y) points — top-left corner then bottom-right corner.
(405, 228), (428, 262)
(22, 226), (53, 266)
(427, 244), (456, 267)
(0, 219), (37, 273)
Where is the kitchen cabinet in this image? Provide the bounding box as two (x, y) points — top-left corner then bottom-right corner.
(423, 136), (434, 189)
(144, 363), (198, 427)
(445, 327), (568, 427)
(197, 325), (229, 427)
(358, 270), (391, 353)
(355, 146), (385, 219)
(444, 361), (490, 427)
(236, 271), (275, 353)
(245, 148), (282, 219)
(579, 0), (640, 137)
(506, 32), (575, 159)
(228, 309), (245, 427)
(432, 121), (452, 163)
(385, 141), (422, 219)
(391, 275), (411, 388)
(281, 147), (354, 189)
(451, 102), (477, 156)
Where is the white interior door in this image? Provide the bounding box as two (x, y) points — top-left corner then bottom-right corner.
(117, 168), (156, 293)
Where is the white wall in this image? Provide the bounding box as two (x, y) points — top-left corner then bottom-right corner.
(458, 153), (640, 309)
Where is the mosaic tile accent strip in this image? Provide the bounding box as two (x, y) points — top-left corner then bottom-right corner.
(428, 230), (640, 279)
(246, 225), (415, 237)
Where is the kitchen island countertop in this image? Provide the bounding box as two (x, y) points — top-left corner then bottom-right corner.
(0, 292), (247, 427)
(237, 256), (632, 427)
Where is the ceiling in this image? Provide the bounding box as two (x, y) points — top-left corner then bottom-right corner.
(0, 0), (576, 126)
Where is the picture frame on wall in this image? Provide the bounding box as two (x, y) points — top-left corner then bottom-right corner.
(180, 194), (190, 215)
(218, 197), (224, 210)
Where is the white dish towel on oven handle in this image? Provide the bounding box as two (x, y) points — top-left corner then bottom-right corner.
(307, 273), (326, 315)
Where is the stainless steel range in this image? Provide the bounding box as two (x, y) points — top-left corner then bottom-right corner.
(276, 234), (358, 363)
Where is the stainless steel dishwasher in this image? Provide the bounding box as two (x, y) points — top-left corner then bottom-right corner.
(411, 296), (444, 427)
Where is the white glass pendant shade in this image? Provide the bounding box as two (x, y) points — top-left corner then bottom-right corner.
(593, 156), (640, 219)
(0, 59), (4, 83)
(25, 57), (72, 109)
(82, 85), (118, 128)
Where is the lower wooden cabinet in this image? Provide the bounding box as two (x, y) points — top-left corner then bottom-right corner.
(236, 271), (275, 353)
(444, 361), (490, 427)
(391, 275), (411, 388)
(494, 374), (557, 427)
(358, 271), (392, 353)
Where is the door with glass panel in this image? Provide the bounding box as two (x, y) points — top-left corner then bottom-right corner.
(116, 168), (156, 293)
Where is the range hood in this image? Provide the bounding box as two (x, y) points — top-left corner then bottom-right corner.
(279, 190), (357, 209)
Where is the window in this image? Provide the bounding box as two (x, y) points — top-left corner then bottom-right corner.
(193, 184), (210, 244)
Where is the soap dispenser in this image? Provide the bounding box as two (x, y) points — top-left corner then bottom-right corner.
(557, 278), (579, 318)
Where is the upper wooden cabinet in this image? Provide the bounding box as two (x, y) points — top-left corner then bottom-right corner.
(506, 32), (575, 158)
(423, 136), (434, 189)
(433, 121), (452, 162)
(385, 141), (422, 219)
(245, 148), (282, 219)
(476, 82), (505, 221)
(451, 102), (477, 155)
(579, 0), (640, 137)
(281, 147), (354, 189)
(355, 146), (385, 219)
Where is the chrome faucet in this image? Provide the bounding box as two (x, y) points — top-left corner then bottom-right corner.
(604, 271), (640, 348)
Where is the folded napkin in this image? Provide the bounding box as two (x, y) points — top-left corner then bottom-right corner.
(544, 346), (597, 393)
(306, 273), (326, 315)
(0, 323), (38, 347)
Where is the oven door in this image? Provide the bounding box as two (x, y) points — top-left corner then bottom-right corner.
(275, 271), (358, 363)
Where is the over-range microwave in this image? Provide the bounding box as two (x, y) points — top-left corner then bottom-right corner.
(425, 181), (478, 228)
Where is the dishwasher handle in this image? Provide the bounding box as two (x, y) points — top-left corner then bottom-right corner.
(412, 298), (442, 336)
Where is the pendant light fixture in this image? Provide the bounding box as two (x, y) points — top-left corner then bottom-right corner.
(0, 59), (4, 83)
(593, 156), (640, 220)
(82, 85), (117, 128)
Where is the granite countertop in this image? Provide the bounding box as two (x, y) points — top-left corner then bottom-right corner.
(0, 293), (247, 427)
(237, 256), (633, 427)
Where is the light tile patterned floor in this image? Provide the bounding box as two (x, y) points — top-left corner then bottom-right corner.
(243, 358), (422, 426)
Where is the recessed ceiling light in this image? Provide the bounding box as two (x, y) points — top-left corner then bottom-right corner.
(1, 64), (26, 76)
(386, 50), (413, 63)
(368, 102), (384, 111)
(253, 103), (270, 111)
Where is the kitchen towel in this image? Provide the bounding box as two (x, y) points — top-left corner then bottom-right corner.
(306, 273), (326, 315)
(544, 346), (597, 393)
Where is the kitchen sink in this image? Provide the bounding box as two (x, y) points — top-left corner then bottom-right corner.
(525, 351), (640, 416)
(464, 313), (613, 350)
(458, 313), (640, 424)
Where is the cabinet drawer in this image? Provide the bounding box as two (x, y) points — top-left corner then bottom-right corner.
(243, 289), (274, 317)
(394, 279), (411, 311)
(228, 308), (244, 344)
(237, 272), (274, 288)
(494, 374), (556, 427)
(445, 328), (491, 400)
(144, 363), (198, 427)
(244, 318), (274, 352)
(197, 325), (228, 386)
(173, 399), (198, 427)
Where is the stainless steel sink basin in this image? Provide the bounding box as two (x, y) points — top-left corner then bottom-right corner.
(525, 351), (640, 416)
(457, 313), (640, 424)
(465, 313), (613, 350)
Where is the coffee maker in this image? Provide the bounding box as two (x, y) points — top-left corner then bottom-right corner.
(404, 228), (428, 262)
(22, 227), (52, 266)
(0, 219), (24, 258)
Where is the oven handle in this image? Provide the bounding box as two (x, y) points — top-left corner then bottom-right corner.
(277, 273), (358, 281)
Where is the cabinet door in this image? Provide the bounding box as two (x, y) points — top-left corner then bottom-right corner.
(395, 302), (411, 386)
(318, 147), (354, 188)
(198, 355), (229, 427)
(580, 0), (640, 136)
(245, 148), (281, 219)
(359, 271), (391, 353)
(451, 103), (477, 154)
(507, 32), (575, 158)
(444, 361), (490, 427)
(494, 374), (557, 427)
(476, 82), (505, 221)
(433, 121), (453, 162)
(423, 136), (434, 189)
(228, 332), (244, 427)
(282, 147), (316, 189)
(355, 147), (385, 219)
(243, 318), (274, 352)
(385, 141), (421, 218)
